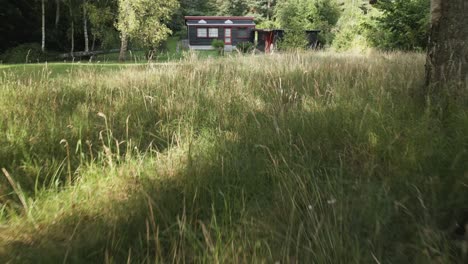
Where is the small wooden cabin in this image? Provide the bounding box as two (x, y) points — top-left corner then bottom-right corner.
(254, 29), (321, 53)
(185, 16), (256, 51)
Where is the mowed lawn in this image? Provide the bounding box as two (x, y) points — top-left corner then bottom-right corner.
(0, 51), (219, 81)
(0, 52), (467, 263)
(0, 63), (150, 80)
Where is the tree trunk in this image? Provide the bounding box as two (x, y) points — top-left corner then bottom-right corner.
(71, 20), (74, 55)
(91, 34), (96, 51)
(119, 33), (128, 62)
(83, 0), (89, 52)
(425, 0), (468, 96)
(55, 0), (60, 28)
(267, 0), (271, 20)
(69, 2), (74, 56)
(41, 0), (46, 52)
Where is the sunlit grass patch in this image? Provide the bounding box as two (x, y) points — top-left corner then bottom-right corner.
(0, 51), (466, 263)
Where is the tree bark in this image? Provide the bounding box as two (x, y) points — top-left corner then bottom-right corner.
(83, 0), (89, 52)
(55, 0), (60, 28)
(425, 0), (468, 95)
(267, 0), (271, 20)
(69, 2), (75, 56)
(91, 34), (96, 51)
(119, 33), (128, 62)
(71, 20), (74, 55)
(41, 0), (46, 52)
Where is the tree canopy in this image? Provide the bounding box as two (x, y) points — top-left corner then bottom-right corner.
(116, 0), (179, 49)
(0, 0), (432, 57)
(365, 0), (430, 50)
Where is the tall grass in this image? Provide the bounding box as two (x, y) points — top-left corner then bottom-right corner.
(0, 51), (467, 263)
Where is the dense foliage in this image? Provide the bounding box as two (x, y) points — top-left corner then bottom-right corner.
(276, 0), (340, 45)
(365, 0), (431, 51)
(211, 39), (225, 54)
(332, 2), (372, 51)
(0, 43), (47, 63)
(0, 0), (431, 59)
(116, 0), (179, 49)
(235, 41), (255, 53)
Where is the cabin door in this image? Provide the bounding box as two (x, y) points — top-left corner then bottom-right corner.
(224, 28), (232, 45)
(265, 32), (274, 53)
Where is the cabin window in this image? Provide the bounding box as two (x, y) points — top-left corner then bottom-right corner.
(237, 28), (250, 39)
(208, 28), (219, 38)
(197, 28), (207, 38)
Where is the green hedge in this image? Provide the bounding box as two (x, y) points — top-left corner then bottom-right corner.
(0, 43), (47, 64)
(236, 41), (255, 53)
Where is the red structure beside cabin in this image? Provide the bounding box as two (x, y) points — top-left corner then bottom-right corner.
(254, 29), (321, 53)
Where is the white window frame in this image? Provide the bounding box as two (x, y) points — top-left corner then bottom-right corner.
(225, 28), (231, 37)
(197, 28), (207, 38)
(225, 28), (232, 44)
(208, 28), (219, 38)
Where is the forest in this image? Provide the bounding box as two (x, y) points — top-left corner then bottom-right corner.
(1, 0), (430, 62)
(0, 0), (467, 263)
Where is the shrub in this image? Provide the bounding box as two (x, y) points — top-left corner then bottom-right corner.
(256, 19), (280, 30)
(174, 29), (188, 40)
(211, 39), (225, 55)
(100, 31), (121, 50)
(277, 30), (309, 51)
(331, 4), (370, 51)
(0, 43), (47, 64)
(236, 41), (255, 53)
(363, 0), (430, 51)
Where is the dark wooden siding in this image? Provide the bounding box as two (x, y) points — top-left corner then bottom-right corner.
(231, 28), (255, 45)
(188, 26), (255, 46)
(188, 26), (225, 45)
(306, 31), (320, 48)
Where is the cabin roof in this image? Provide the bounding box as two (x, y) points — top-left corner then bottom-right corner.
(185, 16), (256, 26)
(185, 16), (255, 21)
(254, 29), (321, 33)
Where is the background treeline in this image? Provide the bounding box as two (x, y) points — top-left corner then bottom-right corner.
(0, 0), (430, 62)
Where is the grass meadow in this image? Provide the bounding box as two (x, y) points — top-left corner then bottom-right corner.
(0, 51), (467, 263)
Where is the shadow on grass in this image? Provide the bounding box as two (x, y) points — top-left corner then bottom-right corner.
(1, 93), (467, 263)
(2, 50), (468, 263)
